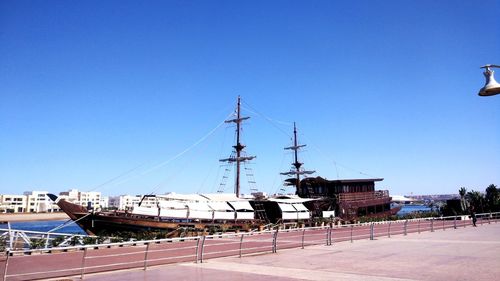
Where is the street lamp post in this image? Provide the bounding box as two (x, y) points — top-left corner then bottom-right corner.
(478, 64), (500, 96)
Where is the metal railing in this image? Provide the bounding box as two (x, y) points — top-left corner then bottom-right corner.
(1, 212), (499, 281)
(0, 228), (93, 250)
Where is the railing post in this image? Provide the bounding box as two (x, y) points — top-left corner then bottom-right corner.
(329, 226), (333, 246)
(404, 220), (407, 236)
(370, 223), (374, 240)
(45, 233), (50, 249)
(143, 243), (150, 270)
(350, 225), (353, 243)
(3, 251), (9, 281)
(195, 238), (200, 263)
(7, 223), (13, 250)
(239, 234), (244, 258)
(431, 219), (434, 232)
(325, 227), (329, 246)
(301, 228), (305, 249)
(442, 218), (445, 231)
(454, 216), (457, 229)
(418, 219), (420, 234)
(388, 222), (391, 238)
(200, 236), (206, 263)
(80, 247), (88, 279)
(489, 212), (492, 224)
(272, 229), (279, 253)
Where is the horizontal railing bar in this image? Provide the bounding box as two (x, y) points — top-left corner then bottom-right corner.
(6, 266), (81, 278)
(0, 228), (93, 237)
(145, 254), (197, 263)
(85, 251), (146, 259)
(81, 260), (144, 270)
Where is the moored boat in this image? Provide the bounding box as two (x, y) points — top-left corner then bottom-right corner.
(49, 97), (400, 236)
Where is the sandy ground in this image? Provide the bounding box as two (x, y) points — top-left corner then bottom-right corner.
(0, 212), (69, 222)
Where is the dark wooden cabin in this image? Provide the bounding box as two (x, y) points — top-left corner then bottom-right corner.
(289, 177), (394, 220)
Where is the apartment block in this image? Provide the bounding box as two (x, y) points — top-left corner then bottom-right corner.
(0, 194), (27, 213)
(23, 191), (61, 213)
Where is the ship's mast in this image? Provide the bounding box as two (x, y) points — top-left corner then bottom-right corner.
(281, 122), (315, 193)
(220, 96), (255, 197)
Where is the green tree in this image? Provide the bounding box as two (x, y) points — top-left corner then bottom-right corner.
(466, 190), (485, 213)
(485, 184), (499, 211)
(30, 238), (46, 249)
(459, 187), (468, 213)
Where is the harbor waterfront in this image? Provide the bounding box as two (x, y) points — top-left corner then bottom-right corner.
(0, 212), (69, 223)
(2, 205), (430, 234)
(0, 219), (84, 235)
(1, 213), (499, 281)
(84, 223), (500, 281)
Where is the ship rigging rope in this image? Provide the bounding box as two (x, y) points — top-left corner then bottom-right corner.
(240, 101), (293, 139)
(86, 113), (232, 192)
(301, 134), (379, 179)
(116, 115), (230, 192)
(47, 212), (92, 233)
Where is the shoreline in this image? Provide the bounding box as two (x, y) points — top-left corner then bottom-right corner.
(0, 212), (69, 223)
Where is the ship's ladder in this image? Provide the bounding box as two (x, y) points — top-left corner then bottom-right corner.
(243, 161), (259, 193)
(252, 201), (269, 223)
(217, 155), (233, 193)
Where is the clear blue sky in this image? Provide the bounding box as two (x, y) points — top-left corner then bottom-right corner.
(1, 0), (499, 197)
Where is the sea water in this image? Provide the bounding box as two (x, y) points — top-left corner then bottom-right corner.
(397, 204), (433, 216)
(0, 220), (86, 234)
(2, 206), (434, 233)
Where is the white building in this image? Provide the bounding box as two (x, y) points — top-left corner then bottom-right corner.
(59, 189), (104, 209)
(23, 191), (60, 213)
(59, 189), (80, 203)
(79, 191), (101, 209)
(100, 196), (109, 209)
(118, 195), (142, 210)
(0, 194), (27, 213)
(108, 195), (152, 210)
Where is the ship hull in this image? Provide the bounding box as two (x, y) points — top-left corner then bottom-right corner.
(48, 194), (254, 236)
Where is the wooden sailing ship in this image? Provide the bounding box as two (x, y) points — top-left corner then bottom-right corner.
(49, 97), (400, 236)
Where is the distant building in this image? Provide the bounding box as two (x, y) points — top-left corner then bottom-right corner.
(59, 189), (104, 209)
(108, 195), (140, 210)
(23, 191), (60, 213)
(100, 196), (109, 209)
(59, 189), (80, 202)
(0, 194), (27, 213)
(406, 194), (459, 202)
(391, 195), (418, 204)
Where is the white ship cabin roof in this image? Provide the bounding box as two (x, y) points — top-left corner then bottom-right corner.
(268, 197), (311, 220)
(158, 192), (251, 202)
(159, 193), (207, 202)
(277, 203), (297, 212)
(268, 197), (315, 204)
(227, 200), (254, 211)
(207, 201), (233, 211)
(201, 193), (242, 201)
(158, 200), (187, 209)
(291, 203), (309, 212)
(185, 201), (212, 211)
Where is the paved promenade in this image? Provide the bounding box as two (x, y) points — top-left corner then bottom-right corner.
(75, 222), (500, 281)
